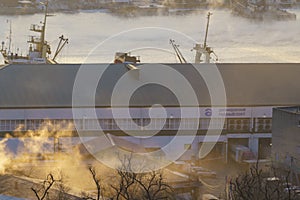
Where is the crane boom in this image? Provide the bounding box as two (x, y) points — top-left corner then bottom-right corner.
(170, 39), (187, 64)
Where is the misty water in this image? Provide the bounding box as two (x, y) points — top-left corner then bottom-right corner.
(0, 9), (300, 63)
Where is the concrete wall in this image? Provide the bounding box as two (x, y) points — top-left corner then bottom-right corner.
(272, 108), (300, 170)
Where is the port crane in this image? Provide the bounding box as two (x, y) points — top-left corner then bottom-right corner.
(170, 12), (218, 64)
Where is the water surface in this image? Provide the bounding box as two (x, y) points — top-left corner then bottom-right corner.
(0, 9), (299, 63)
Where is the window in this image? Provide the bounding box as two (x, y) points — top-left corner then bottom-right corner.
(15, 120), (25, 131)
(254, 118), (272, 133)
(0, 120), (9, 131)
(86, 119), (98, 130)
(200, 118), (210, 130)
(200, 118), (227, 130)
(182, 118), (199, 130)
(227, 118), (250, 133)
(74, 119), (83, 130)
(99, 119), (112, 130)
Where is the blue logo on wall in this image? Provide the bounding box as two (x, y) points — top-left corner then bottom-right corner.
(205, 108), (212, 117)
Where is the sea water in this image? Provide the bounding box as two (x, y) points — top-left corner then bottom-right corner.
(0, 9), (299, 64)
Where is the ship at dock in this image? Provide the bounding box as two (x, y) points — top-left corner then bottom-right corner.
(231, 0), (297, 20)
(114, 12), (217, 65)
(0, 1), (68, 65)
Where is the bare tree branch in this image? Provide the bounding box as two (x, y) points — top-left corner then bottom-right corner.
(88, 166), (101, 200)
(228, 163), (295, 200)
(31, 173), (56, 200)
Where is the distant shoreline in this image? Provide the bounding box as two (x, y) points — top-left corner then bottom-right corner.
(0, 3), (298, 17)
(0, 3), (223, 16)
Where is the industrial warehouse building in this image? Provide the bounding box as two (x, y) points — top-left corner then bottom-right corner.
(1, 63), (300, 162)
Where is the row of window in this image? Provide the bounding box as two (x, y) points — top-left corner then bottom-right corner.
(0, 118), (272, 132)
(227, 118), (272, 133)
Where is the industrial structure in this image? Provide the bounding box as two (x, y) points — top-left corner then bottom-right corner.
(272, 106), (300, 183)
(1, 63), (300, 162)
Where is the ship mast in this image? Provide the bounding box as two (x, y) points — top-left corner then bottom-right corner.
(193, 12), (218, 64)
(28, 0), (51, 61)
(8, 20), (12, 54)
(40, 0), (48, 56)
(203, 12), (211, 49)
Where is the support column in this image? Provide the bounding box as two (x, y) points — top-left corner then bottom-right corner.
(225, 141), (228, 164)
(249, 135), (259, 158)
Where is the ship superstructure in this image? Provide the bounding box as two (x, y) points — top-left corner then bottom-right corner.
(193, 12), (218, 64)
(0, 1), (68, 65)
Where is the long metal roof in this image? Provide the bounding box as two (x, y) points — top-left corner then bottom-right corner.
(0, 63), (300, 108)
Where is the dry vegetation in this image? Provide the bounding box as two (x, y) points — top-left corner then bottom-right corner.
(226, 163), (300, 200)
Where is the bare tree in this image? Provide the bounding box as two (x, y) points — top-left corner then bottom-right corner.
(227, 162), (299, 200)
(89, 166), (102, 200)
(109, 155), (174, 200)
(134, 170), (174, 200)
(31, 173), (57, 200)
(81, 166), (103, 200)
(110, 156), (137, 200)
(31, 171), (73, 200)
(85, 155), (174, 200)
(56, 172), (71, 200)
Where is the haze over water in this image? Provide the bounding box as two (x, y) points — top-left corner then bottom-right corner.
(0, 9), (300, 63)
